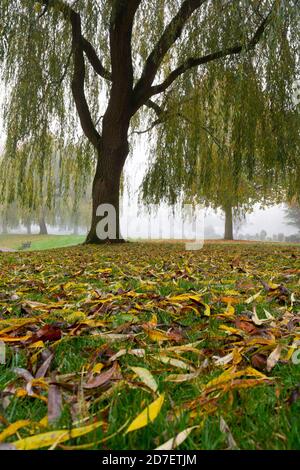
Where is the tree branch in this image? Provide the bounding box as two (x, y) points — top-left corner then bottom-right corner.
(149, 6), (274, 98)
(81, 37), (112, 81)
(134, 2), (275, 107)
(133, 0), (207, 106)
(42, 0), (101, 147)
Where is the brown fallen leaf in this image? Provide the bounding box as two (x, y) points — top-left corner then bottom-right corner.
(220, 416), (238, 449)
(287, 385), (300, 405)
(29, 324), (62, 344)
(251, 353), (267, 371)
(84, 362), (122, 389)
(35, 352), (54, 379)
(48, 372), (63, 424)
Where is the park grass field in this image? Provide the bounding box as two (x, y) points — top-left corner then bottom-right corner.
(0, 241), (299, 450)
(0, 234), (85, 251)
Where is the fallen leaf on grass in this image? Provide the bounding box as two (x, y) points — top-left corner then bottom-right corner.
(126, 394), (164, 434)
(48, 373), (63, 424)
(0, 420), (31, 442)
(130, 367), (158, 393)
(154, 354), (195, 371)
(11, 421), (103, 450)
(220, 416), (238, 450)
(84, 362), (122, 389)
(266, 345), (282, 372)
(245, 291), (262, 304)
(155, 425), (200, 450)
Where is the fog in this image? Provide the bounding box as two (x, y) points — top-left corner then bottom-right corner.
(0, 98), (296, 241)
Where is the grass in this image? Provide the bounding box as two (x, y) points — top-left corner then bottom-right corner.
(0, 234), (85, 251)
(0, 242), (299, 450)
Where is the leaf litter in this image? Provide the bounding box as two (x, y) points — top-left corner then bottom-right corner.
(0, 242), (299, 449)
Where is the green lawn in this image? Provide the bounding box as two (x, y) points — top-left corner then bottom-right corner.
(0, 234), (85, 251)
(0, 242), (299, 450)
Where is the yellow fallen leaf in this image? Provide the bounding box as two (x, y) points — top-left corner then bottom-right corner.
(155, 354), (195, 371)
(145, 329), (170, 342)
(29, 341), (45, 349)
(206, 366), (267, 389)
(0, 335), (32, 342)
(155, 425), (200, 450)
(245, 291), (262, 304)
(126, 394), (164, 433)
(92, 363), (104, 374)
(203, 303), (211, 316)
(130, 366), (158, 392)
(12, 421), (103, 450)
(0, 420), (31, 442)
(165, 370), (201, 383)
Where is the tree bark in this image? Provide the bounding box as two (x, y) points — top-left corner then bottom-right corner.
(224, 205), (233, 240)
(85, 135), (128, 244)
(26, 220), (32, 235)
(39, 217), (48, 235)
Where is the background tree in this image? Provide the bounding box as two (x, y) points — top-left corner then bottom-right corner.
(285, 204), (300, 234)
(141, 65), (293, 239)
(0, 136), (94, 235)
(0, 1), (299, 243)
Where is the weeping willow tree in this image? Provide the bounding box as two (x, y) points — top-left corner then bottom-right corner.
(142, 61), (298, 239)
(0, 135), (94, 234)
(0, 1), (299, 243)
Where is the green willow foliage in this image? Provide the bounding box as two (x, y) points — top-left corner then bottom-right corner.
(141, 4), (299, 210)
(0, 1), (299, 213)
(142, 61), (299, 212)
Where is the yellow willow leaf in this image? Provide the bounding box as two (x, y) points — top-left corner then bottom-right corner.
(219, 325), (242, 335)
(223, 290), (240, 296)
(130, 367), (158, 392)
(39, 416), (48, 427)
(226, 304), (235, 316)
(0, 334), (32, 342)
(155, 425), (200, 450)
(80, 319), (107, 328)
(268, 282), (280, 290)
(155, 355), (195, 371)
(169, 293), (196, 302)
(146, 329), (170, 342)
(232, 348), (243, 365)
(220, 296), (240, 304)
(29, 341), (45, 349)
(0, 317), (45, 334)
(12, 421), (103, 450)
(164, 340), (204, 354)
(206, 367), (268, 389)
(189, 294), (204, 303)
(245, 290), (262, 304)
(126, 394), (164, 434)
(0, 420), (31, 442)
(148, 314), (157, 328)
(92, 363), (104, 374)
(203, 303), (211, 317)
(242, 367), (268, 379)
(205, 367), (236, 388)
(165, 370), (201, 383)
(246, 337), (275, 347)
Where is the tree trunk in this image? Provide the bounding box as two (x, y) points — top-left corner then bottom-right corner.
(25, 220), (31, 235)
(39, 217), (48, 235)
(2, 212), (8, 234)
(72, 209), (79, 235)
(85, 136), (128, 244)
(2, 223), (8, 235)
(224, 205), (234, 240)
